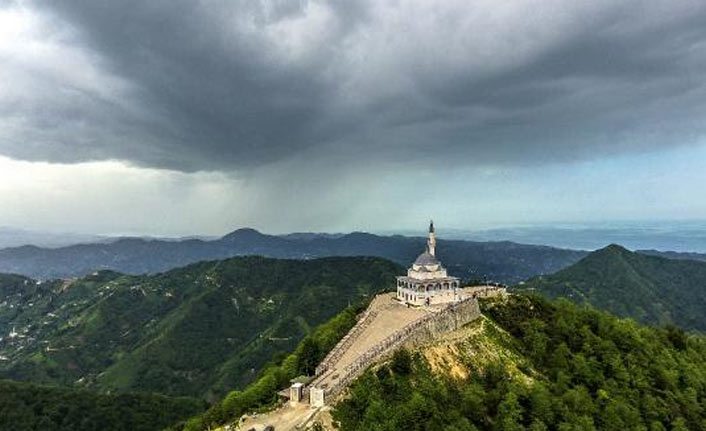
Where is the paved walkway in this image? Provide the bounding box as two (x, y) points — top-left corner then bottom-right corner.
(234, 402), (314, 431)
(312, 293), (429, 391)
(231, 287), (503, 429)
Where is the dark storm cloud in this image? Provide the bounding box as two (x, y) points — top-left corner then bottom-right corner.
(3, 0), (706, 171)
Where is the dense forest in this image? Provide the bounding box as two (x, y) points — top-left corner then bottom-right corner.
(520, 244), (706, 331)
(0, 379), (205, 431)
(0, 256), (399, 400)
(333, 295), (706, 431)
(5, 248), (706, 431)
(179, 301), (368, 431)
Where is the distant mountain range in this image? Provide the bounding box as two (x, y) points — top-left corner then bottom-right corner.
(0, 227), (105, 249)
(519, 244), (706, 331)
(0, 228), (589, 283)
(4, 245), (706, 430)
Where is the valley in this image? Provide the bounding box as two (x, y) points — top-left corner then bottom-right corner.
(3, 241), (706, 431)
(0, 256), (398, 400)
(4, 2), (704, 429)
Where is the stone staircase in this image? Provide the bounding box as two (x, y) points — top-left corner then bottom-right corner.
(322, 296), (480, 400)
(308, 295), (481, 406)
(315, 294), (395, 376)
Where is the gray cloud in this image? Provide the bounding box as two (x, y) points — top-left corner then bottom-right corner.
(2, 0), (706, 172)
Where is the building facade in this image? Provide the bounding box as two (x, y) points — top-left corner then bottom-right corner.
(396, 221), (460, 306)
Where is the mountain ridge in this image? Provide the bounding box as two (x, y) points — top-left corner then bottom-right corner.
(519, 243), (706, 330)
(0, 228), (588, 283)
(327, 295), (706, 431)
(0, 255), (400, 400)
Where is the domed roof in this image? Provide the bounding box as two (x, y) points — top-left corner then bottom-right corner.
(414, 251), (439, 266)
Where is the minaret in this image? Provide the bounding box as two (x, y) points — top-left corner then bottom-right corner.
(427, 220), (436, 256)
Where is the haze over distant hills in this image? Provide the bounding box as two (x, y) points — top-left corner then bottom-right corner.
(0, 228), (588, 283)
(428, 221), (706, 252)
(0, 227), (105, 249)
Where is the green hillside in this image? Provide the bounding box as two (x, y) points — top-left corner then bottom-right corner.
(334, 295), (706, 431)
(517, 244), (706, 330)
(0, 256), (400, 400)
(184, 302), (367, 431)
(0, 379), (204, 431)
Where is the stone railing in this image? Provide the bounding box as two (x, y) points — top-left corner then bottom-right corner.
(466, 285), (507, 298)
(324, 297), (481, 400)
(315, 295), (389, 376)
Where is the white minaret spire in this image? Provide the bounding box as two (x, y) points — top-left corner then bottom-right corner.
(427, 219), (436, 256)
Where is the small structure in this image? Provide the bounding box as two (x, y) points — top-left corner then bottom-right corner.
(396, 221), (460, 306)
(310, 387), (325, 408)
(289, 382), (304, 403)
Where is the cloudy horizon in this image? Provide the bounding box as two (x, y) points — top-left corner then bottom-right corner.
(1, 0), (706, 236)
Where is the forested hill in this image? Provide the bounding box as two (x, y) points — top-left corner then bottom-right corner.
(0, 256), (399, 401)
(0, 228), (587, 283)
(333, 295), (706, 431)
(0, 379), (205, 431)
(518, 244), (706, 331)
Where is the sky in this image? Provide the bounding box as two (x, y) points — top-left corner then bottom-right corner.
(1, 0), (705, 236)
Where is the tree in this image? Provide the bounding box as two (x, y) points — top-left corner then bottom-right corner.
(296, 337), (321, 376)
(496, 391), (523, 431)
(529, 419), (548, 431)
(391, 349), (412, 375)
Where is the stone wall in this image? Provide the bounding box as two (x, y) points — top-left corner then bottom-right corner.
(322, 297), (481, 401)
(464, 285), (507, 298)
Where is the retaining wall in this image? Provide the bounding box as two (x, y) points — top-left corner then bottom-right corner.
(322, 297), (481, 401)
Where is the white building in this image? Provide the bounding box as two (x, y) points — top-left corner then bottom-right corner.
(396, 221), (460, 306)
